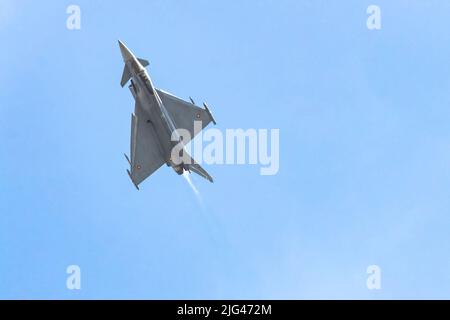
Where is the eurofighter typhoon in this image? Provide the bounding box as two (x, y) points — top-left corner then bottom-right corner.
(119, 41), (216, 189)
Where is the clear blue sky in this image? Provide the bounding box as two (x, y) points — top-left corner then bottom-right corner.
(1, 0), (450, 299)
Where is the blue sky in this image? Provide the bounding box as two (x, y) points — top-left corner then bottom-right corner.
(1, 0), (450, 299)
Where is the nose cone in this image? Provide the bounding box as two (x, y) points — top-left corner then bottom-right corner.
(118, 40), (134, 62)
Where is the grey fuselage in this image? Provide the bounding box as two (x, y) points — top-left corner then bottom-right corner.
(124, 54), (182, 170)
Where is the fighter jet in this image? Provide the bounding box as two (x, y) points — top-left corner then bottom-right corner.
(118, 40), (216, 189)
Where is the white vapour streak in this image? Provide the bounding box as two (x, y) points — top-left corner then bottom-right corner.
(182, 172), (226, 247)
(183, 171), (202, 205)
